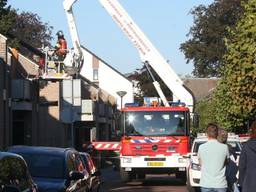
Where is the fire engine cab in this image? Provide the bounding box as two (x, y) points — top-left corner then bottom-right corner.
(118, 99), (190, 181)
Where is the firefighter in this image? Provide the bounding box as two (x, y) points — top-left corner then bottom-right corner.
(55, 30), (67, 60)
(53, 30), (67, 73)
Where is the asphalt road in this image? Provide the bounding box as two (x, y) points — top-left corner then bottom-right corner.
(100, 166), (188, 192)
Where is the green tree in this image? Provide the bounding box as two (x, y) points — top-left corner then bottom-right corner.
(193, 98), (217, 134)
(0, 0), (16, 35)
(213, 0), (256, 132)
(128, 65), (173, 104)
(10, 11), (53, 49)
(0, 0), (53, 51)
(180, 0), (244, 77)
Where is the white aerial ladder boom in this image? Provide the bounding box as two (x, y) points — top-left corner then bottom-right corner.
(63, 0), (83, 75)
(98, 0), (194, 111)
(62, 0), (194, 111)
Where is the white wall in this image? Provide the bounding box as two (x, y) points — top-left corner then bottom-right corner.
(80, 48), (134, 109)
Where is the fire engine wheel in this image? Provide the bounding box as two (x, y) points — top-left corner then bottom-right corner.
(120, 168), (133, 182)
(176, 171), (187, 184)
(137, 173), (146, 180)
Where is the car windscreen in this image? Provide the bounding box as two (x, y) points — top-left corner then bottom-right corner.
(193, 141), (242, 153)
(124, 111), (186, 136)
(18, 153), (65, 179)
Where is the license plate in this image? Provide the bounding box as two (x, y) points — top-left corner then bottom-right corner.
(147, 162), (164, 166)
(179, 167), (185, 171)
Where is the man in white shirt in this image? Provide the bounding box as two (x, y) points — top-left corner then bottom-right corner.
(198, 123), (229, 192)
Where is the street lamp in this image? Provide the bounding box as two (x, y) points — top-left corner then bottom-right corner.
(116, 91), (127, 109)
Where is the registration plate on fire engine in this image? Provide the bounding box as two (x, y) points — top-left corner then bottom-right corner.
(147, 162), (164, 167)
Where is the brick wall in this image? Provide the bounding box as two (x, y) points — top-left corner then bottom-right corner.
(0, 34), (7, 62)
(38, 81), (68, 147)
(0, 59), (4, 149)
(0, 34), (7, 148)
(0, 34), (9, 149)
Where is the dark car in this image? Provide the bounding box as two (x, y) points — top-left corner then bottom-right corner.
(0, 151), (38, 192)
(8, 146), (90, 192)
(79, 153), (101, 192)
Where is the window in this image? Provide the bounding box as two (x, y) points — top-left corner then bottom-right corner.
(67, 152), (77, 173)
(93, 69), (98, 80)
(20, 153), (64, 179)
(0, 156), (31, 191)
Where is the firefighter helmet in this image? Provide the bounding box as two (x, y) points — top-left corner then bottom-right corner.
(56, 30), (64, 38)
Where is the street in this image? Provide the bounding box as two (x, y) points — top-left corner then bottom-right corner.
(100, 166), (188, 192)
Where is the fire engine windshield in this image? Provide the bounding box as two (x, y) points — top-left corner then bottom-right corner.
(124, 111), (186, 136)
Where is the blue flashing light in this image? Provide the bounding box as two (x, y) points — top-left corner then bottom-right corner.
(124, 103), (140, 107)
(169, 100), (186, 107)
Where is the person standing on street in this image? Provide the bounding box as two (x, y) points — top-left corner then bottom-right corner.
(198, 123), (230, 192)
(238, 120), (256, 192)
(217, 128), (238, 192)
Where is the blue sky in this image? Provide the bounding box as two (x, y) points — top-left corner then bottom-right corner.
(9, 0), (213, 75)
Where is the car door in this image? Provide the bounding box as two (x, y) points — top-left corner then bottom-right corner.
(85, 154), (100, 192)
(66, 151), (89, 192)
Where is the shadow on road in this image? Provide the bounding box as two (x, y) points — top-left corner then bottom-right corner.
(100, 166), (187, 192)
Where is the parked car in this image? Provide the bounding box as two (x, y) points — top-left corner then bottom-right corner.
(79, 152), (101, 192)
(8, 146), (90, 192)
(186, 133), (242, 192)
(0, 151), (38, 192)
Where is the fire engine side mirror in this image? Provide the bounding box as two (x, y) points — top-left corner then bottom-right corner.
(182, 153), (191, 158)
(116, 130), (122, 137)
(192, 113), (199, 128)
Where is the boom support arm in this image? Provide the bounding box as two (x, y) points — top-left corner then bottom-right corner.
(99, 0), (194, 111)
(63, 0), (83, 72)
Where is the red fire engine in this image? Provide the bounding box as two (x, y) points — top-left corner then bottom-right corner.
(117, 101), (191, 181)
(62, 0), (196, 182)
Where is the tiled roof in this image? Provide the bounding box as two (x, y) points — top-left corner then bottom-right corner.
(183, 78), (219, 102)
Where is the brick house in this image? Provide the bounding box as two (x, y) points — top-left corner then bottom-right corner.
(0, 34), (123, 150)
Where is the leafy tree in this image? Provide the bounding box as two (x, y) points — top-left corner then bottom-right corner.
(213, 0), (256, 132)
(180, 0), (244, 77)
(0, 0), (16, 35)
(129, 65), (173, 104)
(10, 11), (53, 49)
(193, 97), (217, 134)
(0, 0), (53, 52)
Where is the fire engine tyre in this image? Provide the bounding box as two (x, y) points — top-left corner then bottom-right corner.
(120, 168), (132, 182)
(137, 173), (146, 180)
(176, 171), (187, 184)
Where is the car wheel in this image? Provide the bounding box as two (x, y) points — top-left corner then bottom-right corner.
(137, 173), (146, 180)
(186, 173), (200, 192)
(187, 182), (195, 192)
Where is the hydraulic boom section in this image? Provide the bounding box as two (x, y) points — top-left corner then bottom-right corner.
(62, 0), (194, 111)
(63, 0), (84, 75)
(98, 0), (194, 111)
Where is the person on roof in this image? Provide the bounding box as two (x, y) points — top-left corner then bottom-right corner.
(55, 30), (67, 60)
